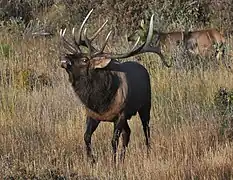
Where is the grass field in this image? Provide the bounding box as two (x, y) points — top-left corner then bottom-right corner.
(1, 29), (233, 179)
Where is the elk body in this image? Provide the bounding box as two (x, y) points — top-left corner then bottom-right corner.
(59, 9), (164, 163)
(128, 21), (226, 66)
(185, 29), (226, 60)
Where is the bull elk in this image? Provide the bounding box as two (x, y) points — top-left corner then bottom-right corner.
(59, 9), (163, 163)
(128, 20), (226, 66)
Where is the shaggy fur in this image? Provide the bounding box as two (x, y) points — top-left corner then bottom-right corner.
(72, 69), (120, 113)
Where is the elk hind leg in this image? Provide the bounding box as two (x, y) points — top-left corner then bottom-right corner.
(138, 105), (151, 155)
(120, 121), (131, 161)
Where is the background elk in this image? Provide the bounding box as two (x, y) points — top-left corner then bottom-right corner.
(185, 29), (226, 60)
(128, 20), (226, 66)
(59, 9), (163, 163)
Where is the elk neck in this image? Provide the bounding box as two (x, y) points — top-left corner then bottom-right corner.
(72, 69), (120, 114)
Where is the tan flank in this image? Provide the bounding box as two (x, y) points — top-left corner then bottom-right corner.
(185, 28), (226, 59)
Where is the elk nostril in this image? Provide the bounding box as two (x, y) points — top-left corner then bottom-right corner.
(61, 60), (72, 69)
(61, 64), (66, 69)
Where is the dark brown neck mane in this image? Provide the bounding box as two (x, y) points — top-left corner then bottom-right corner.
(72, 69), (120, 113)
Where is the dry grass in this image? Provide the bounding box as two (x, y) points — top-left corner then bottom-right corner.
(1, 30), (233, 180)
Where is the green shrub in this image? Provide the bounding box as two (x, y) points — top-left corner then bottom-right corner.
(214, 87), (233, 139)
(214, 87), (233, 117)
(13, 68), (52, 91)
(0, 0), (54, 23)
(35, 73), (53, 90)
(1, 0), (233, 36)
(0, 0), (32, 23)
(0, 43), (12, 58)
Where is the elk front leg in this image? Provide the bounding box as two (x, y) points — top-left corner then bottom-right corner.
(112, 114), (125, 164)
(84, 117), (100, 163)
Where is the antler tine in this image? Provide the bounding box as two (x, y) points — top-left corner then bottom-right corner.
(83, 28), (94, 56)
(76, 9), (94, 45)
(90, 20), (109, 41)
(72, 27), (82, 52)
(60, 28), (66, 36)
(144, 14), (154, 47)
(60, 28), (77, 54)
(95, 30), (112, 55)
(59, 29), (63, 36)
(131, 36), (141, 51)
(82, 20), (109, 52)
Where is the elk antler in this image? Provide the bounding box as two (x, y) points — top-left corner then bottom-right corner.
(60, 9), (109, 54)
(60, 28), (77, 54)
(60, 10), (170, 67)
(73, 8), (110, 54)
(102, 15), (171, 67)
(92, 30), (112, 57)
(81, 20), (109, 55)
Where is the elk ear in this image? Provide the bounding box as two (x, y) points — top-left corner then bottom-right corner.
(92, 57), (111, 69)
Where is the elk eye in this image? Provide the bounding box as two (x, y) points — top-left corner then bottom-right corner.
(82, 58), (88, 63)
